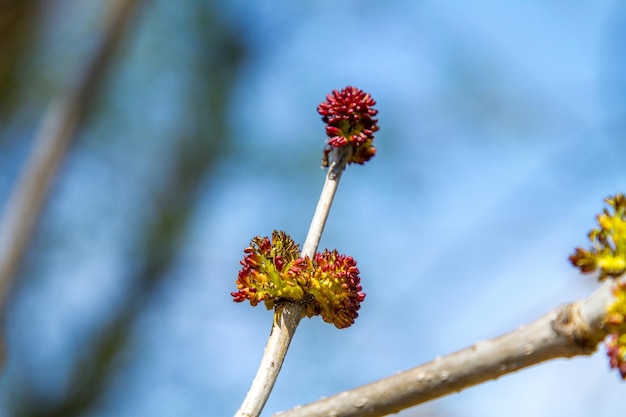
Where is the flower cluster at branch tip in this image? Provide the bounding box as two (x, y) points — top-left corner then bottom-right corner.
(232, 231), (365, 329)
(569, 194), (626, 379)
(569, 194), (626, 281)
(317, 86), (379, 166)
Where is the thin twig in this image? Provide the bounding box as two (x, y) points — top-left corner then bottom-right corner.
(234, 150), (349, 417)
(272, 277), (620, 417)
(301, 149), (348, 259)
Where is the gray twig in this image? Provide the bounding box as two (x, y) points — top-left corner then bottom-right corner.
(234, 149), (348, 417)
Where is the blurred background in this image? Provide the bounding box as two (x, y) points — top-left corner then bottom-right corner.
(0, 1), (624, 416)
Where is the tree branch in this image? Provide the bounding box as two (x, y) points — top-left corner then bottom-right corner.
(273, 277), (619, 417)
(234, 152), (348, 417)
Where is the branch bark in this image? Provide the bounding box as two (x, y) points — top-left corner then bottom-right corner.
(273, 277), (619, 417)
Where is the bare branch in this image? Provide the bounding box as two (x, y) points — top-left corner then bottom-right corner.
(273, 277), (619, 417)
(301, 149), (348, 259)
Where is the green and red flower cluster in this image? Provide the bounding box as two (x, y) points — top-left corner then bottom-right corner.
(232, 231), (365, 329)
(570, 194), (626, 280)
(605, 280), (626, 379)
(570, 194), (626, 379)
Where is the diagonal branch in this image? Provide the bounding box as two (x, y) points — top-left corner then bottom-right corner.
(0, 0), (144, 309)
(234, 151), (348, 417)
(273, 277), (619, 417)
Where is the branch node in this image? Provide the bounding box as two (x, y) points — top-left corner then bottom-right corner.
(552, 303), (602, 352)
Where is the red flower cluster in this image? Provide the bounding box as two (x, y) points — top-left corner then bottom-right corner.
(231, 231), (307, 309)
(606, 333), (626, 379)
(317, 86), (379, 166)
(604, 280), (626, 379)
(232, 231), (365, 329)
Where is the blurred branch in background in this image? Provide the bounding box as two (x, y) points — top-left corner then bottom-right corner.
(0, 0), (144, 364)
(7, 2), (246, 416)
(0, 0), (41, 120)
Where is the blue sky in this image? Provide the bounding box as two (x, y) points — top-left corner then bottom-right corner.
(1, 1), (625, 416)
